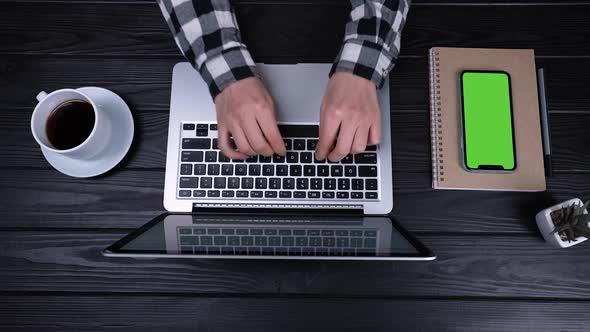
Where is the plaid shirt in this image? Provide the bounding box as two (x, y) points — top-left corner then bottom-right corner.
(158, 0), (411, 99)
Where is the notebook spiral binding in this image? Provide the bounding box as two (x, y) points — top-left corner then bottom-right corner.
(429, 49), (444, 185)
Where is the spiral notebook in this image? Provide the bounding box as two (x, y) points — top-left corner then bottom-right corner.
(429, 47), (546, 191)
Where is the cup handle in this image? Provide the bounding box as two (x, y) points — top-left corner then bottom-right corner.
(36, 91), (48, 102)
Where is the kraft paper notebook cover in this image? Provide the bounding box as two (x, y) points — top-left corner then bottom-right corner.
(429, 47), (546, 191)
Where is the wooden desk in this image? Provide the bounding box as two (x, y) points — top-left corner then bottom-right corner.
(1, 0), (589, 330)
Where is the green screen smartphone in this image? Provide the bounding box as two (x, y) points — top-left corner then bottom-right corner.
(460, 71), (516, 171)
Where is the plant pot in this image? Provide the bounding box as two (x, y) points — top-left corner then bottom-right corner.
(535, 198), (588, 248)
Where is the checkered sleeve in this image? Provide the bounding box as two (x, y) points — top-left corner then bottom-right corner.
(157, 0), (257, 99)
(330, 0), (411, 88)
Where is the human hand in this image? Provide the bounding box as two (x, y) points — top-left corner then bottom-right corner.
(214, 77), (286, 160)
(315, 72), (381, 162)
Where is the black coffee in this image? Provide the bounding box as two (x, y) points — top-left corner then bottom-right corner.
(46, 100), (95, 150)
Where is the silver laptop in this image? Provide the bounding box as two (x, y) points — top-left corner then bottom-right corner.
(103, 63), (435, 261)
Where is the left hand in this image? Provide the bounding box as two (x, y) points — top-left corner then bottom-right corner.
(315, 72), (381, 162)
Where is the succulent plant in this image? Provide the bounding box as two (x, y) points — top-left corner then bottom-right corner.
(550, 200), (590, 242)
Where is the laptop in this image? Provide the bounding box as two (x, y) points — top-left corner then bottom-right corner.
(103, 63), (435, 261)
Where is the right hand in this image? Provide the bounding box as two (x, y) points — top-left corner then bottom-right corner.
(214, 77), (286, 160)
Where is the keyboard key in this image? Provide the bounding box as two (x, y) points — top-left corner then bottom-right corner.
(355, 153), (377, 164)
(351, 192), (363, 199)
(205, 151), (217, 162)
(364, 238), (377, 248)
(193, 228), (206, 235)
(308, 191), (320, 198)
(279, 229), (292, 235)
(210, 124), (217, 130)
(249, 165), (261, 176)
(255, 237), (268, 246)
(365, 192), (378, 199)
(307, 139), (318, 150)
(307, 229), (320, 236)
(193, 190), (206, 197)
(365, 230), (377, 237)
(251, 229), (262, 235)
(314, 153), (326, 163)
(179, 177), (199, 188)
(214, 236), (227, 245)
(237, 229), (249, 235)
(337, 192), (349, 199)
(304, 165), (315, 176)
(310, 178), (322, 190)
(241, 177), (254, 189)
(228, 177), (240, 189)
(283, 139), (292, 150)
(300, 152), (313, 163)
(336, 230), (349, 236)
(273, 154), (285, 163)
(345, 166), (357, 177)
(322, 230), (334, 236)
(208, 164), (220, 175)
(276, 165), (288, 176)
(255, 178), (267, 189)
(221, 247), (234, 255)
(290, 165), (302, 176)
(180, 164), (192, 175)
(324, 179), (336, 190)
(294, 191), (306, 198)
(200, 177), (212, 188)
(279, 191), (292, 198)
(288, 248), (302, 256)
(234, 247), (247, 255)
(260, 156), (271, 163)
(263, 165), (274, 176)
(269, 237), (281, 246)
(183, 123), (195, 130)
(228, 236), (240, 245)
(212, 138), (219, 149)
(338, 179), (350, 190)
(359, 166), (378, 177)
(251, 191), (263, 198)
(218, 152), (230, 162)
(352, 179), (364, 190)
(236, 190), (249, 198)
(265, 191), (278, 198)
(337, 238), (349, 247)
(269, 178), (281, 189)
(241, 236), (254, 246)
(182, 138), (210, 149)
(194, 164), (206, 175)
(235, 164), (247, 175)
(278, 125), (319, 138)
(222, 190), (234, 197)
(196, 129), (208, 137)
(282, 237), (295, 246)
(294, 139), (306, 150)
(181, 151), (203, 162)
(179, 190), (191, 197)
(287, 152), (298, 163)
(329, 248), (343, 256)
(200, 236), (213, 245)
(282, 178), (295, 189)
(207, 190), (220, 197)
(221, 164), (233, 175)
(264, 229), (277, 235)
(331, 166), (343, 177)
(317, 165), (329, 176)
(322, 191), (335, 199)
(296, 178), (309, 190)
(296, 237), (308, 246)
(197, 124), (208, 130)
(366, 145), (377, 151)
(366, 179), (378, 190)
(323, 237), (336, 247)
(341, 155), (354, 164)
(222, 229), (235, 235)
(310, 237), (322, 246)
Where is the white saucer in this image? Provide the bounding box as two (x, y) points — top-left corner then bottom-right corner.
(42, 87), (134, 178)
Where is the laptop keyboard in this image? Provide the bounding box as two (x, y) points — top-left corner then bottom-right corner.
(178, 226), (378, 256)
(177, 122), (379, 200)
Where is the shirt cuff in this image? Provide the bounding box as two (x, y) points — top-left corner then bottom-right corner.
(198, 47), (258, 99)
(330, 40), (397, 89)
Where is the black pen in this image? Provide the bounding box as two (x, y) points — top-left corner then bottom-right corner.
(537, 68), (553, 177)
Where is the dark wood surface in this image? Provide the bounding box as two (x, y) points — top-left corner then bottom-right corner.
(1, 0), (590, 331)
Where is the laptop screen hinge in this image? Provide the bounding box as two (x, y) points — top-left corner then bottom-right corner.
(192, 203), (363, 216)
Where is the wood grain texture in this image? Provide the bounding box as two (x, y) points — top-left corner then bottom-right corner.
(1, 231), (590, 298)
(1, 295), (589, 332)
(2, 3), (590, 57)
(1, 169), (589, 232)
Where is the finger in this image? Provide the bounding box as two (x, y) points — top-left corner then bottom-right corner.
(316, 115), (341, 160)
(328, 122), (356, 162)
(256, 113), (286, 156)
(242, 116), (274, 156)
(350, 125), (369, 154)
(367, 115), (382, 145)
(231, 125), (256, 156)
(218, 126), (249, 160)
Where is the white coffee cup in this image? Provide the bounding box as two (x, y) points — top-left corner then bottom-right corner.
(31, 89), (111, 160)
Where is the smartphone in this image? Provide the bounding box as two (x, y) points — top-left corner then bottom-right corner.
(460, 71), (516, 171)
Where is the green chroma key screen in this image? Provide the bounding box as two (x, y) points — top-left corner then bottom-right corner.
(460, 71), (516, 171)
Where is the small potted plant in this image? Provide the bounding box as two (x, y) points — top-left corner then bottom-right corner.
(536, 198), (590, 248)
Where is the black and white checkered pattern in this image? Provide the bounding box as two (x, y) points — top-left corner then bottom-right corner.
(329, 0), (411, 88)
(158, 0), (410, 98)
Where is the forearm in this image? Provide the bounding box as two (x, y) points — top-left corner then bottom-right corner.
(331, 0), (411, 88)
(157, 0), (257, 98)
